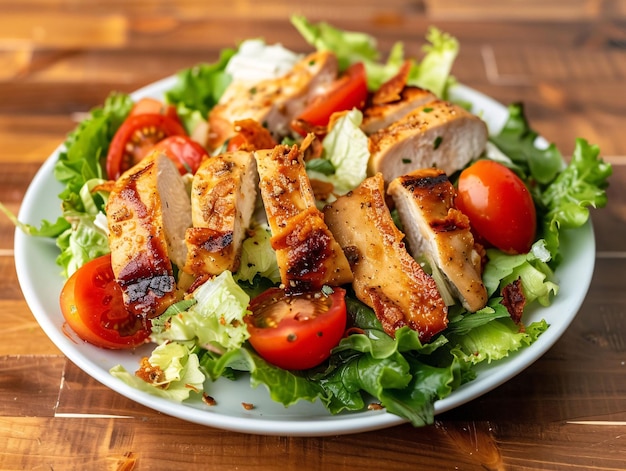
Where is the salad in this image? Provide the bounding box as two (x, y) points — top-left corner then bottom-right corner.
(8, 16), (611, 427)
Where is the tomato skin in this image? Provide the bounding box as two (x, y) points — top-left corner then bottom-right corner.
(151, 135), (208, 175)
(292, 62), (368, 135)
(245, 287), (347, 370)
(60, 254), (151, 349)
(106, 113), (188, 180)
(456, 160), (537, 254)
(129, 97), (180, 123)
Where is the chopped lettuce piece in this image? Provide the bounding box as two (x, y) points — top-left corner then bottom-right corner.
(407, 26), (459, 98)
(234, 224), (281, 284)
(110, 342), (205, 402)
(151, 271), (250, 353)
(307, 109), (369, 194)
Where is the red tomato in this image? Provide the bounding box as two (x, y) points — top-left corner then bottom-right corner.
(60, 254), (151, 349)
(292, 62), (368, 135)
(151, 135), (208, 175)
(456, 160), (537, 254)
(245, 287), (347, 370)
(106, 113), (188, 180)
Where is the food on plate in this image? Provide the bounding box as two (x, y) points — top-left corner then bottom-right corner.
(208, 50), (338, 150)
(184, 150), (259, 277)
(106, 150), (191, 317)
(10, 15), (611, 428)
(256, 144), (353, 292)
(368, 99), (488, 183)
(324, 173), (447, 341)
(387, 168), (487, 312)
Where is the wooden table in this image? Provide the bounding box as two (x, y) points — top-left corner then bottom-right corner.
(1, 2), (625, 469)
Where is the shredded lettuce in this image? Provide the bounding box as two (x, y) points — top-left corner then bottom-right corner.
(110, 342), (205, 402)
(151, 271), (251, 353)
(234, 224), (281, 284)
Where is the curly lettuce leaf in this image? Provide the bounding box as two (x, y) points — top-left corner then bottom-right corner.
(110, 342), (205, 402)
(234, 224), (281, 285)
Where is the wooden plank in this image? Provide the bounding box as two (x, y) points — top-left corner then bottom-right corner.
(0, 300), (61, 355)
(0, 355), (64, 416)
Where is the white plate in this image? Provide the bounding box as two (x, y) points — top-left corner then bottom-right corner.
(14, 78), (595, 436)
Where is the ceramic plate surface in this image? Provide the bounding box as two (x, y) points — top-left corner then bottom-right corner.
(14, 77), (595, 436)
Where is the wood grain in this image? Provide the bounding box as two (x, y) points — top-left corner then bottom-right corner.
(0, 2), (625, 470)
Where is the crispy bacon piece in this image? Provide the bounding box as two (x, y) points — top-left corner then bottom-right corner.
(231, 119), (277, 151)
(106, 151), (191, 317)
(388, 168), (488, 312)
(255, 145), (353, 292)
(183, 150), (258, 277)
(323, 173), (448, 341)
(501, 278), (525, 325)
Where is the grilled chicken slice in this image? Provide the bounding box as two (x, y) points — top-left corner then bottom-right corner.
(323, 173), (447, 341)
(183, 150), (259, 277)
(368, 100), (488, 184)
(388, 168), (487, 312)
(361, 87), (436, 135)
(255, 145), (353, 292)
(106, 151), (192, 317)
(208, 50), (338, 151)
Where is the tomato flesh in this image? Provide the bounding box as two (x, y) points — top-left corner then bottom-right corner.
(456, 160), (537, 254)
(245, 287), (347, 370)
(106, 112), (188, 180)
(292, 62), (368, 135)
(60, 254), (151, 349)
(151, 135), (208, 175)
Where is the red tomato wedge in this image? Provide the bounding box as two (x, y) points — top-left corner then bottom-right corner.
(456, 160), (537, 254)
(59, 254), (151, 349)
(245, 287), (347, 370)
(292, 62), (368, 135)
(106, 113), (188, 180)
(151, 135), (208, 175)
(129, 97), (180, 123)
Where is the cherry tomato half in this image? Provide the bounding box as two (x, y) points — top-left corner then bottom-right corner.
(456, 160), (537, 254)
(129, 97), (180, 123)
(292, 62), (368, 135)
(245, 287), (347, 370)
(106, 113), (188, 180)
(151, 135), (208, 175)
(60, 254), (151, 349)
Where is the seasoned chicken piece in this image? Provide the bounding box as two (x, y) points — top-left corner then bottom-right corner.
(368, 100), (488, 184)
(106, 151), (192, 317)
(324, 173), (447, 341)
(255, 145), (353, 292)
(183, 151), (258, 277)
(361, 87), (436, 135)
(208, 50), (338, 151)
(388, 168), (487, 312)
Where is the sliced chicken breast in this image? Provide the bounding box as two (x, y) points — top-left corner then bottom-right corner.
(255, 144), (353, 292)
(368, 100), (488, 183)
(208, 50), (338, 151)
(388, 168), (487, 312)
(106, 150), (192, 317)
(323, 173), (447, 341)
(184, 150), (259, 277)
(361, 87), (437, 135)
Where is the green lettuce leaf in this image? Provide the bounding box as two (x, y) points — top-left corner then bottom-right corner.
(449, 318), (548, 365)
(150, 271), (250, 353)
(234, 224), (281, 284)
(306, 109), (370, 195)
(164, 49), (235, 133)
(110, 342), (205, 402)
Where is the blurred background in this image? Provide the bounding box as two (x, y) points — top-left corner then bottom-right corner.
(1, 0), (625, 160)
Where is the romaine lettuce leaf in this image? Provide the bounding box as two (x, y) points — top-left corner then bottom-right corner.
(234, 224), (281, 284)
